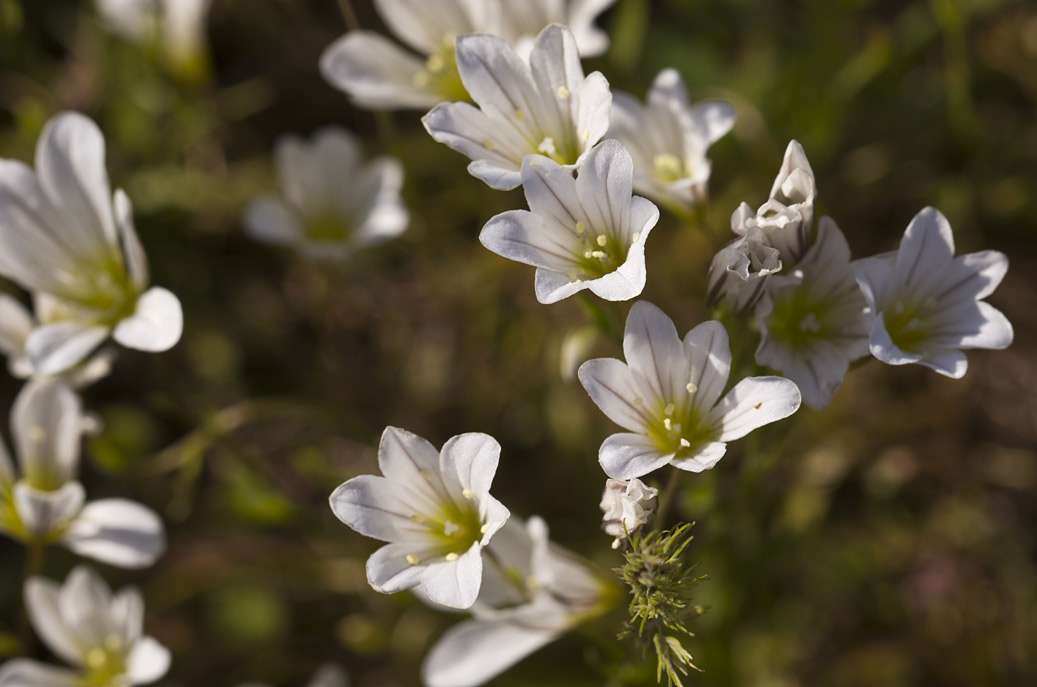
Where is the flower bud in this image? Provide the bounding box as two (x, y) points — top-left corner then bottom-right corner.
(706, 225), (782, 315)
(600, 478), (659, 548)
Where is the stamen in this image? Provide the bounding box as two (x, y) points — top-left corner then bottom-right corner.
(445, 552), (459, 561)
(85, 648), (107, 670)
(686, 383), (698, 393)
(631, 232), (640, 242)
(443, 520), (459, 536)
(663, 418), (673, 431)
(664, 403), (676, 416)
(680, 438), (691, 448)
(426, 54), (445, 73)
(590, 250), (606, 259)
(410, 514), (424, 524)
(633, 397), (644, 406)
(557, 85), (571, 99)
(515, 110), (527, 121)
(406, 554), (419, 565)
(461, 488), (474, 499)
(575, 221), (586, 234)
(596, 234), (607, 247)
(538, 137), (557, 155)
(480, 523), (490, 534)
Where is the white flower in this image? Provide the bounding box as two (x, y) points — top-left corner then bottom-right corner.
(422, 515), (612, 687)
(320, 0), (616, 110)
(422, 24), (612, 190)
(244, 128), (408, 261)
(0, 379), (165, 568)
(0, 112), (183, 376)
(238, 664), (349, 687)
(480, 140), (658, 303)
(329, 427), (510, 609)
(94, 0), (212, 74)
(734, 140), (817, 262)
(853, 206), (1013, 378)
(607, 68), (735, 213)
(578, 301), (802, 479)
(600, 477), (657, 548)
(0, 566), (170, 687)
(755, 217), (874, 410)
(705, 225), (782, 315)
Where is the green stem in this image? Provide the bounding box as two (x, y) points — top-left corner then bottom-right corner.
(335, 0), (360, 31)
(653, 469), (683, 529)
(18, 539), (45, 648)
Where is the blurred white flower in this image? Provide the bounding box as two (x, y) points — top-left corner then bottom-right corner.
(0, 112), (183, 377)
(244, 128), (408, 261)
(853, 206), (1013, 378)
(579, 301), (801, 480)
(734, 140), (817, 262)
(423, 24), (612, 190)
(238, 663), (350, 687)
(480, 140), (658, 303)
(600, 477), (657, 548)
(320, 0), (616, 110)
(755, 217), (874, 410)
(422, 515), (613, 687)
(0, 566), (170, 687)
(705, 225), (782, 315)
(608, 69), (735, 213)
(0, 379), (165, 568)
(95, 0), (212, 75)
(330, 427), (510, 609)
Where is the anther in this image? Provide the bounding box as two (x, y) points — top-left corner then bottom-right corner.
(596, 234), (607, 247)
(686, 383), (698, 393)
(445, 552), (459, 561)
(557, 86), (571, 99)
(406, 554), (419, 565)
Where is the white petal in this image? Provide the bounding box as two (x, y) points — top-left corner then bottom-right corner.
(422, 616), (561, 687)
(125, 635), (172, 684)
(113, 189), (149, 291)
(454, 33), (538, 124)
(577, 358), (652, 432)
(308, 664), (350, 687)
(375, 0), (479, 54)
(25, 321), (110, 377)
(14, 482), (85, 538)
(575, 71), (613, 157)
(480, 209), (579, 272)
(354, 158), (409, 243)
(598, 432), (671, 480)
(916, 347), (968, 379)
(12, 378), (83, 487)
(329, 474), (428, 542)
(59, 566), (113, 649)
(712, 376), (801, 442)
(932, 300), (1013, 351)
(112, 287), (183, 352)
(110, 587), (144, 644)
(682, 320), (732, 410)
(528, 25), (586, 158)
(0, 432), (13, 493)
(377, 426), (444, 491)
(868, 312), (924, 366)
(520, 153), (580, 229)
(438, 433), (500, 504)
(690, 99), (737, 145)
(0, 293), (34, 357)
(574, 141), (633, 238)
(420, 544), (483, 609)
(853, 254), (895, 311)
(894, 206), (955, 297)
(62, 498), (166, 569)
(622, 301), (687, 406)
(670, 441), (728, 473)
(23, 578), (83, 666)
(320, 32), (441, 110)
(0, 659), (81, 687)
(366, 541), (430, 594)
(244, 197), (300, 247)
(533, 268), (590, 304)
(422, 102), (526, 190)
(934, 249), (1009, 303)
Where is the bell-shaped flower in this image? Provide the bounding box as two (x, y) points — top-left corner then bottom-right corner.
(0, 112), (183, 377)
(0, 379), (165, 568)
(237, 664), (349, 687)
(733, 140), (816, 263)
(705, 225), (782, 315)
(755, 217), (874, 409)
(579, 301), (802, 480)
(607, 69), (735, 213)
(853, 207), (1012, 378)
(330, 427), (510, 609)
(0, 566), (170, 687)
(422, 515), (615, 687)
(422, 24), (612, 190)
(600, 477), (657, 548)
(480, 140), (658, 303)
(244, 127), (408, 261)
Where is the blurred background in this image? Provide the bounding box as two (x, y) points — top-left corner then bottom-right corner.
(0, 0), (1034, 685)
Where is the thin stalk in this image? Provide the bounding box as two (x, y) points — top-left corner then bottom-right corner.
(335, 0), (360, 31)
(653, 468), (683, 529)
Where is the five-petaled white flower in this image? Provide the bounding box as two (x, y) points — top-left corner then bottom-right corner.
(479, 140), (658, 303)
(579, 300), (802, 479)
(755, 217), (874, 409)
(0, 379), (165, 568)
(600, 477), (657, 548)
(422, 24), (612, 190)
(422, 515), (613, 687)
(705, 225), (782, 315)
(330, 427), (510, 609)
(607, 68), (735, 213)
(853, 206), (1013, 378)
(0, 112), (183, 377)
(0, 566), (170, 687)
(244, 127), (408, 261)
(237, 663), (349, 687)
(320, 0), (616, 110)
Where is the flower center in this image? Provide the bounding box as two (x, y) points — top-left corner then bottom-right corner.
(652, 153), (690, 184)
(884, 297), (936, 353)
(303, 212), (351, 243)
(412, 37), (469, 103)
(574, 229), (633, 280)
(642, 386), (716, 457)
(62, 251), (138, 325)
(82, 635), (128, 687)
(409, 492), (486, 558)
(766, 287), (832, 349)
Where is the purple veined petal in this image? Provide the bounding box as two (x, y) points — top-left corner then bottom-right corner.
(422, 615), (562, 687)
(113, 189), (149, 292)
(23, 578), (83, 666)
(711, 375), (801, 442)
(480, 209), (581, 272)
(622, 301), (688, 406)
(933, 249), (1009, 303)
(438, 432), (501, 506)
(480, 496), (510, 543)
(598, 432), (671, 479)
(112, 287), (183, 353)
(868, 311), (925, 366)
(125, 635), (172, 684)
(528, 24), (585, 156)
(61, 498), (166, 569)
(915, 346), (968, 379)
(244, 197), (301, 247)
(853, 254), (895, 311)
(586, 237), (649, 302)
(452, 33), (541, 143)
(756, 334), (851, 412)
(320, 31), (440, 110)
(670, 441), (728, 473)
(578, 357), (652, 433)
(575, 71), (613, 156)
(574, 141), (634, 237)
(377, 426), (444, 491)
(12, 379), (83, 488)
(926, 298), (1013, 350)
(329, 474), (432, 542)
(366, 541), (433, 594)
(682, 320), (731, 411)
(0, 659), (82, 687)
(420, 543), (484, 609)
(519, 154), (580, 231)
(25, 321), (110, 377)
(894, 207), (956, 298)
(423, 102), (528, 190)
(375, 0), (480, 55)
(770, 140), (815, 207)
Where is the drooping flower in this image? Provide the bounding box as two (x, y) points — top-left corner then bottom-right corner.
(853, 206), (1012, 378)
(479, 140), (658, 303)
(0, 112), (183, 376)
(320, 0), (616, 110)
(0, 379), (165, 568)
(422, 24), (612, 190)
(244, 127), (408, 261)
(422, 515), (616, 687)
(0, 566), (170, 687)
(600, 477), (658, 548)
(94, 0), (212, 78)
(237, 664), (349, 687)
(705, 225), (782, 315)
(578, 301), (802, 480)
(607, 68), (735, 213)
(755, 217), (874, 409)
(330, 427), (510, 609)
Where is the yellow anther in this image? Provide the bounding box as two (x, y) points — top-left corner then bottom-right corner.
(680, 438), (691, 448)
(426, 54), (445, 73)
(631, 232), (640, 243)
(584, 250), (594, 259)
(596, 234), (607, 247)
(686, 383), (698, 393)
(590, 250), (606, 259)
(582, 128), (590, 141)
(575, 221), (586, 234)
(664, 403), (676, 416)
(462, 488), (474, 499)
(557, 85), (571, 99)
(515, 110), (527, 121)
(633, 397), (643, 406)
(480, 523), (490, 534)
(653, 153), (685, 182)
(85, 648), (107, 670)
(410, 514), (425, 524)
(445, 552), (459, 561)
(484, 139), (495, 150)
(538, 137), (557, 155)
(663, 417), (673, 431)
(406, 554), (419, 565)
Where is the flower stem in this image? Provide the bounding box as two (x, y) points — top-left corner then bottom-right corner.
(18, 539), (45, 648)
(335, 0), (360, 31)
(653, 469), (683, 529)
